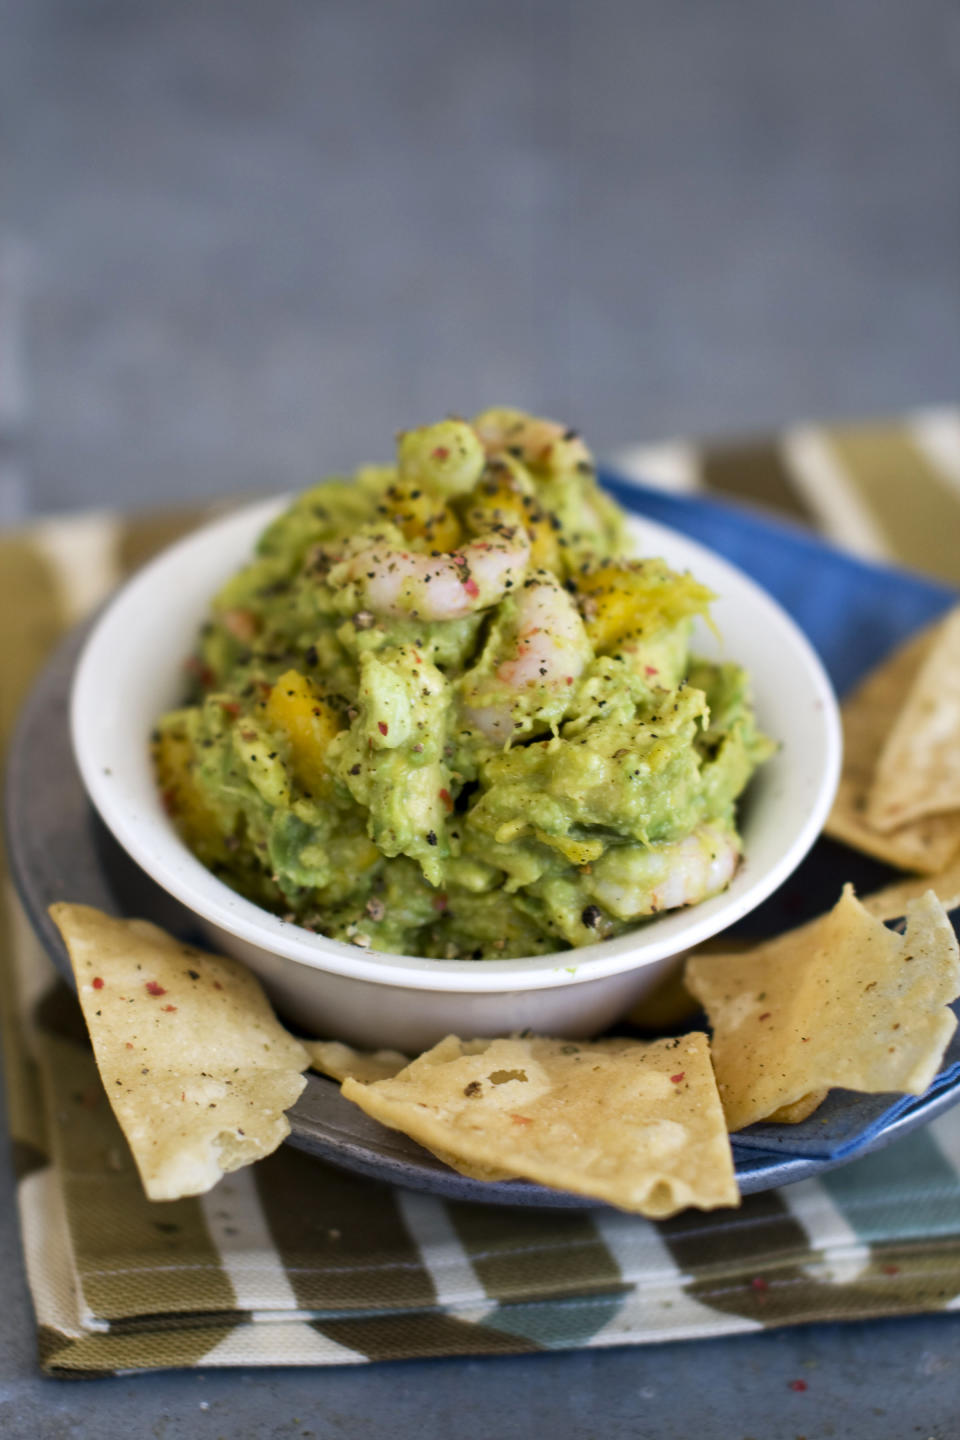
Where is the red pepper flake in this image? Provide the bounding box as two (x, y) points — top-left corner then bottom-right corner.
(565, 675), (573, 685)
(181, 1091), (186, 1102)
(670, 1073), (685, 1084)
(161, 787), (178, 815)
(185, 655), (215, 687)
(431, 446), (450, 460)
(510, 1114), (533, 1126)
(162, 1004), (177, 1013)
(125, 1042), (134, 1050)
(438, 788), (453, 811)
(92, 977), (104, 990)
(219, 699), (241, 717)
(644, 665), (659, 676)
(758, 1012), (771, 1021)
(145, 981), (167, 996)
(750, 1276), (768, 1292)
(881, 1263), (900, 1275)
(432, 893), (448, 912)
(788, 1379), (808, 1393)
(463, 577), (479, 598)
(378, 721), (389, 736)
(213, 981), (223, 991)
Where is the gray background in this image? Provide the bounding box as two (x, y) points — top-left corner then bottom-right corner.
(1, 0), (958, 519)
(2, 2), (960, 1436)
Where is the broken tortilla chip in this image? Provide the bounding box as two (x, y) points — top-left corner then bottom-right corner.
(49, 904), (310, 1201)
(685, 887), (960, 1133)
(763, 1091), (830, 1125)
(825, 623), (960, 873)
(867, 607), (960, 832)
(342, 1032), (739, 1217)
(860, 856), (960, 923)
(306, 1039), (408, 1085)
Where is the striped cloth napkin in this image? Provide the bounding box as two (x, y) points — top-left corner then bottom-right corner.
(611, 406), (960, 586)
(3, 409), (960, 1376)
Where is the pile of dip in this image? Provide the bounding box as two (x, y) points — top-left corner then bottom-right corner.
(154, 409), (773, 959)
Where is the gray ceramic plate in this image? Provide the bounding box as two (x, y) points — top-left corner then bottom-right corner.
(7, 621), (960, 1207)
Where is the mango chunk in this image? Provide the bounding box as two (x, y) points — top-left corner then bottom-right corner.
(153, 728), (225, 858)
(266, 669), (343, 795)
(379, 482), (462, 550)
(575, 561), (714, 653)
(467, 462), (561, 574)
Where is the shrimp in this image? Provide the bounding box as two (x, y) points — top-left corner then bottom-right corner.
(473, 407), (594, 476)
(585, 823), (740, 920)
(328, 524), (531, 622)
(461, 571), (593, 742)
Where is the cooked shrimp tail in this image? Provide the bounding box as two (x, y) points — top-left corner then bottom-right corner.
(460, 570), (593, 742)
(584, 823), (741, 919)
(328, 524), (530, 622)
(473, 407), (594, 476)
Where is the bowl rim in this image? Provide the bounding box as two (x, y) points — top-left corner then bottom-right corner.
(71, 493), (842, 994)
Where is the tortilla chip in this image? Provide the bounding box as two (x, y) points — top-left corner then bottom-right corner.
(734, 858), (960, 969)
(764, 1091), (830, 1125)
(425, 1145), (515, 1182)
(342, 1032), (738, 1217)
(306, 1039), (408, 1085)
(860, 856), (960, 922)
(867, 607), (960, 832)
(50, 904), (310, 1201)
(308, 1036), (514, 1178)
(685, 887), (960, 1133)
(825, 624), (960, 873)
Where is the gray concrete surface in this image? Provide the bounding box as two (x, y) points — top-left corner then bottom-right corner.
(0, 0), (957, 517)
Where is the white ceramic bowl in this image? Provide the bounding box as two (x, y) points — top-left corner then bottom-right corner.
(71, 495), (841, 1051)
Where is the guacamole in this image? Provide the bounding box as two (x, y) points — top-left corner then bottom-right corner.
(154, 409), (773, 958)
